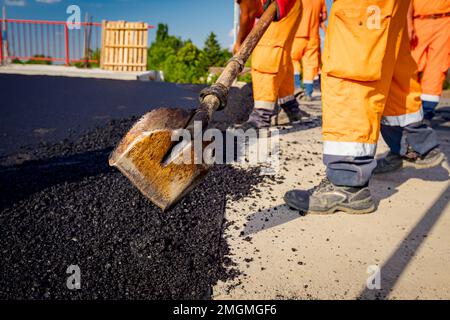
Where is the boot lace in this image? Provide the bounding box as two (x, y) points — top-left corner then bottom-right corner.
(309, 177), (334, 195)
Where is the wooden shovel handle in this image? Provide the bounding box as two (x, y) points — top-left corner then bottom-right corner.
(190, 1), (277, 129)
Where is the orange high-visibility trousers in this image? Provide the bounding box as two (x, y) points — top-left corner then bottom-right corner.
(323, 0), (423, 155)
(321, 0), (438, 186)
(251, 0), (302, 110)
(412, 16), (450, 102)
(291, 36), (320, 82)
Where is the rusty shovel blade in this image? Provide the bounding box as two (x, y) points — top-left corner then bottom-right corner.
(109, 107), (210, 211)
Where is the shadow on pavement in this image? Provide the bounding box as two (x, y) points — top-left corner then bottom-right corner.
(241, 149), (449, 238)
(358, 182), (450, 299)
(242, 204), (303, 236)
(357, 149), (450, 299)
(241, 152), (449, 300)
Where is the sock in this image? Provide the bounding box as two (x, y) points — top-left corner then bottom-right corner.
(422, 100), (438, 120)
(304, 83), (313, 97)
(294, 74), (302, 90)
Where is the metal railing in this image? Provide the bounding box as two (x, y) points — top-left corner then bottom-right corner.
(0, 19), (102, 65)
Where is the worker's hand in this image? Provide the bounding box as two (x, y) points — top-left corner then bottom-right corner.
(262, 0), (296, 21)
(233, 41), (242, 55)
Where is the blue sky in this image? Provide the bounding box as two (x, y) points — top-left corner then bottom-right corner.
(3, 0), (333, 49)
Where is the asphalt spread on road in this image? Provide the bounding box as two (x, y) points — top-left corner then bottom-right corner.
(0, 117), (265, 299)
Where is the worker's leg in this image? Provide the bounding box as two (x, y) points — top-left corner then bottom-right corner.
(381, 30), (437, 154)
(321, 75), (383, 187)
(414, 17), (450, 119)
(278, 50), (304, 122)
(294, 61), (302, 89)
(285, 78), (388, 214)
(244, 0), (301, 128)
(284, 0), (409, 214)
(377, 30), (442, 173)
(285, 71), (381, 214)
(291, 37), (307, 91)
(411, 18), (431, 117)
(301, 37), (320, 99)
(313, 73), (321, 92)
(278, 8), (304, 123)
(247, 70), (279, 127)
(319, 0), (405, 188)
(314, 48), (323, 92)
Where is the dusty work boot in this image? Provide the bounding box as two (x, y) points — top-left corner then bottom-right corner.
(284, 178), (376, 215)
(374, 147), (445, 174)
(235, 108), (274, 131)
(280, 99), (303, 123)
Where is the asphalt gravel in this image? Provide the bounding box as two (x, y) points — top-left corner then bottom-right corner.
(0, 116), (264, 299)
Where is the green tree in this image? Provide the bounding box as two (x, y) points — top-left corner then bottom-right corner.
(164, 41), (207, 83)
(203, 32), (232, 68)
(147, 24), (233, 83)
(219, 48), (232, 66)
(156, 23), (169, 42)
(203, 32), (221, 66)
(148, 23), (183, 70)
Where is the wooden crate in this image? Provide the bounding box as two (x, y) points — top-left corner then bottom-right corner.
(100, 20), (148, 71)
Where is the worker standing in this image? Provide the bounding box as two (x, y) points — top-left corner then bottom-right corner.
(408, 0), (450, 120)
(234, 0), (305, 129)
(284, 0), (445, 214)
(291, 0), (327, 101)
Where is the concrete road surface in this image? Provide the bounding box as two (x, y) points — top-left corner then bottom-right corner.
(213, 98), (450, 300)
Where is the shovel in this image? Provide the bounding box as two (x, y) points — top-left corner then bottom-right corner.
(109, 2), (278, 211)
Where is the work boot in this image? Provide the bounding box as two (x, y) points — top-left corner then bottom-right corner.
(235, 108), (273, 131)
(284, 178), (375, 215)
(374, 147), (445, 174)
(280, 99), (302, 123)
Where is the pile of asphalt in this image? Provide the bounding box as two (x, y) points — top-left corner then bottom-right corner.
(0, 117), (264, 299)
